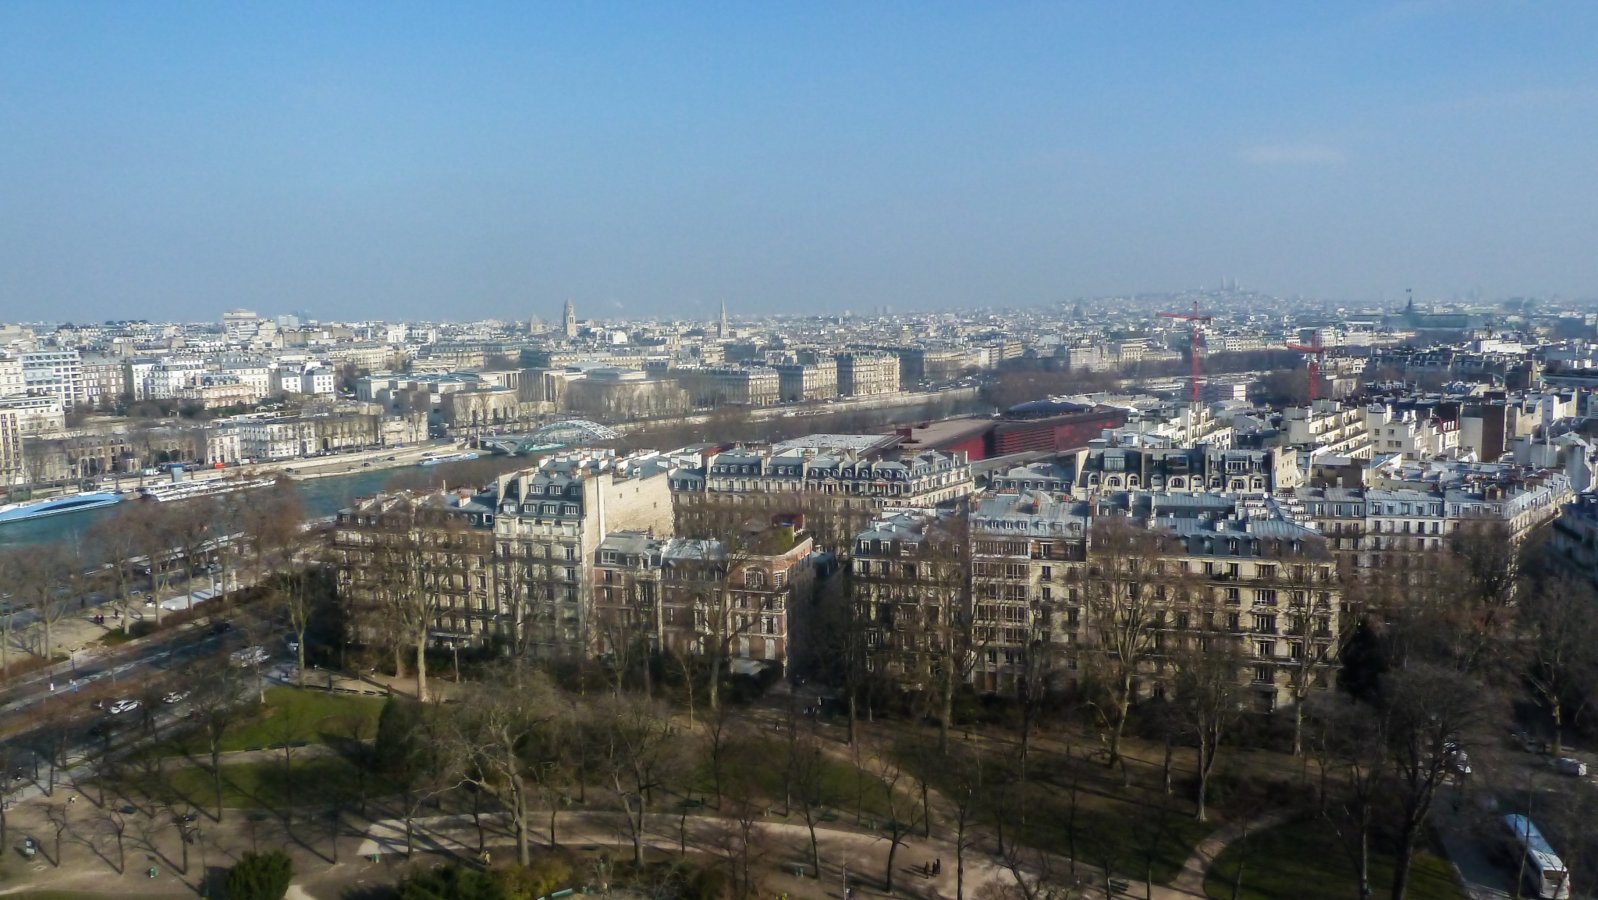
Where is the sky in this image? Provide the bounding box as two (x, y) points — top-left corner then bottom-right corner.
(2, 1), (1597, 324)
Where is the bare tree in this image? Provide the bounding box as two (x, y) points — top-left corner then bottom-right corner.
(1310, 695), (1385, 900)
(131, 501), (183, 628)
(1082, 518), (1173, 773)
(103, 810), (128, 874)
(717, 739), (773, 900)
(948, 743), (989, 900)
(1383, 664), (1484, 900)
(189, 656), (245, 821)
(1014, 597), (1061, 821)
(1519, 573), (1598, 756)
(336, 495), (488, 701)
(16, 542), (82, 661)
(87, 508), (145, 636)
(870, 747), (925, 894)
(672, 521), (795, 715)
(438, 662), (558, 866)
(0, 550), (23, 673)
(1170, 636), (1245, 822)
(596, 692), (686, 867)
(788, 721), (837, 880)
(1282, 554), (1352, 756)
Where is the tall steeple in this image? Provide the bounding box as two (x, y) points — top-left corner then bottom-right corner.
(718, 300), (728, 339)
(563, 299), (577, 339)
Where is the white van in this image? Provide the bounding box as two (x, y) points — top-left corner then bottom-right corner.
(1553, 757), (1587, 777)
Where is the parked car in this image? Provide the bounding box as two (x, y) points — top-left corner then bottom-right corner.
(162, 691), (190, 705)
(1554, 757), (1588, 777)
(229, 645), (269, 667)
(108, 699), (140, 715)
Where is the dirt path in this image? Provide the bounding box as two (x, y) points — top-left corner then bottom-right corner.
(1167, 810), (1291, 898)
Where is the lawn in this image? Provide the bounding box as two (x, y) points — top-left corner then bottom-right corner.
(145, 755), (397, 811)
(141, 686), (385, 758)
(686, 735), (903, 825)
(1204, 818), (1466, 900)
(897, 738), (1214, 885)
(219, 687), (385, 752)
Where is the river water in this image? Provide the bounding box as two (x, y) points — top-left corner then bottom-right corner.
(0, 457), (495, 554)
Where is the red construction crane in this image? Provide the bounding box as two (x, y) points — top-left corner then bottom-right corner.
(1157, 300), (1212, 405)
(1285, 331), (1328, 402)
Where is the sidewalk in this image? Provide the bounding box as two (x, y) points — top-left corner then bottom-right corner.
(353, 809), (1206, 900)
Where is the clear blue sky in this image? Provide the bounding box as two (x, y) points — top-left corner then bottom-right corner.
(2, 1), (1596, 323)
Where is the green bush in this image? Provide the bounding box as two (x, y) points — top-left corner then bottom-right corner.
(497, 856), (571, 900)
(399, 863), (506, 900)
(224, 849), (293, 900)
(686, 865), (727, 900)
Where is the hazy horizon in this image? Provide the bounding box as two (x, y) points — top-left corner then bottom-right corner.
(4, 2), (1597, 323)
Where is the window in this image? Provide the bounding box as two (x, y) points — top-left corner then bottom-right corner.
(1256, 589), (1277, 606)
(1255, 640), (1276, 658)
(1253, 665), (1273, 684)
(1253, 614), (1277, 633)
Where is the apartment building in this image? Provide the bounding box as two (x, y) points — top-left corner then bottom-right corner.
(79, 356), (128, 411)
(484, 454), (673, 659)
(656, 526), (815, 669)
(669, 443), (973, 553)
(0, 394), (65, 436)
(1280, 401), (1372, 460)
(331, 492), (499, 648)
(332, 453), (673, 656)
(775, 358), (839, 402)
(21, 351), (84, 411)
(836, 352), (901, 397)
(683, 366), (780, 406)
(1294, 474), (1571, 566)
(850, 493), (1340, 711)
(174, 376), (258, 410)
(0, 403), (26, 485)
(1364, 404), (1459, 459)
(1068, 445), (1302, 497)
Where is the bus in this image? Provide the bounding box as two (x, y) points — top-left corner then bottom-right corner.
(1502, 814), (1571, 900)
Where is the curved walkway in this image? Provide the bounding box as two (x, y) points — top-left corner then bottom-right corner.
(1168, 810), (1291, 897)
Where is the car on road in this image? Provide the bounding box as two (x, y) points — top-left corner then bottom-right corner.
(108, 699), (140, 715)
(230, 645), (269, 667)
(162, 690), (190, 705)
(1553, 756), (1587, 777)
(285, 638), (300, 653)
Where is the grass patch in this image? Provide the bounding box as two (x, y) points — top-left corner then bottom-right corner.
(138, 686), (384, 759)
(897, 738), (1214, 885)
(94, 630), (137, 647)
(711, 736), (898, 822)
(134, 755), (397, 811)
(1204, 818), (1466, 900)
(221, 687), (384, 751)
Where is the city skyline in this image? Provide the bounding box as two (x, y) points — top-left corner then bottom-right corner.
(5, 3), (1598, 322)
